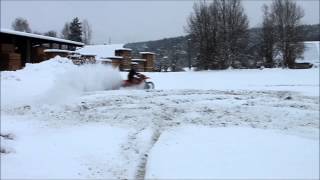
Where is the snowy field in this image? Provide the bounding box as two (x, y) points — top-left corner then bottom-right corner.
(1, 57), (319, 179)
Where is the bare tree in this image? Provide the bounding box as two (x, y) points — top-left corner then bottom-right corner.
(12, 17), (31, 33)
(260, 4), (276, 67)
(61, 22), (70, 40)
(82, 19), (92, 45)
(270, 0), (305, 68)
(187, 1), (212, 70)
(186, 0), (249, 70)
(217, 0), (249, 68)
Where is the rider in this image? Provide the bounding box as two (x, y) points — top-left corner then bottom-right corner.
(128, 65), (142, 84)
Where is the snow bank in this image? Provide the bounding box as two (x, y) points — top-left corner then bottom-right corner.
(146, 126), (319, 179)
(1, 56), (122, 106)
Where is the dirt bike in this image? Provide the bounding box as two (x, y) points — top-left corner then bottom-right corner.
(122, 74), (155, 89)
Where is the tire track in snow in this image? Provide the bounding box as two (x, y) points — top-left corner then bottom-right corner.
(135, 130), (161, 180)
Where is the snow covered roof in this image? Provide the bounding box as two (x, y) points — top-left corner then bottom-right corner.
(115, 48), (132, 51)
(43, 49), (73, 53)
(76, 44), (125, 59)
(139, 52), (156, 55)
(132, 59), (146, 62)
(106, 56), (123, 59)
(304, 41), (320, 44)
(97, 58), (112, 62)
(0, 28), (84, 46)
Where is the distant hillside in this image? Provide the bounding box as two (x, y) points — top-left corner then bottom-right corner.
(124, 24), (319, 71)
(300, 24), (320, 41)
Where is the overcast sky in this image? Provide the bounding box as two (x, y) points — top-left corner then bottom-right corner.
(1, 0), (319, 44)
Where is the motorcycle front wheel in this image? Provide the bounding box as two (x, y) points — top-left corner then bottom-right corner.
(144, 82), (155, 89)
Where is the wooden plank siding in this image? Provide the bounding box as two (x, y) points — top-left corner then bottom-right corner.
(141, 53), (155, 72)
(115, 49), (132, 71)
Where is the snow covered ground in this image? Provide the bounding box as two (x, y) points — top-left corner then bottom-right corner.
(1, 57), (319, 179)
(141, 68), (319, 96)
(146, 127), (319, 179)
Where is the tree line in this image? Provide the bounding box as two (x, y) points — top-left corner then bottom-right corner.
(11, 17), (92, 44)
(126, 23), (318, 71)
(187, 0), (306, 69)
(126, 0), (317, 71)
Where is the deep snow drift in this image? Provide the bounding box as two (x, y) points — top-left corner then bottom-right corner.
(1, 57), (319, 179)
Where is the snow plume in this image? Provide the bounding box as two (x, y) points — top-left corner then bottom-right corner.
(1, 56), (122, 107)
(43, 63), (122, 104)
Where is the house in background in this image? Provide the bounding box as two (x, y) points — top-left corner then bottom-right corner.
(0, 29), (84, 71)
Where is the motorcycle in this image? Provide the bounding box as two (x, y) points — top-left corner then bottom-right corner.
(122, 74), (155, 89)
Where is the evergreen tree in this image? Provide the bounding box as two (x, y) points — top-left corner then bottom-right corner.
(69, 17), (82, 42)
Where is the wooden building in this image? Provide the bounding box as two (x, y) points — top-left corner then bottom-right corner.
(140, 52), (155, 72)
(0, 44), (21, 70)
(106, 56), (123, 68)
(43, 49), (72, 59)
(131, 58), (146, 72)
(0, 29), (84, 71)
(115, 48), (132, 71)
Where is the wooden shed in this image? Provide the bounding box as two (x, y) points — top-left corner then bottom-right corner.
(43, 49), (72, 59)
(140, 52), (155, 72)
(107, 56), (123, 68)
(131, 58), (146, 72)
(0, 43), (21, 71)
(115, 48), (132, 71)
